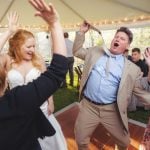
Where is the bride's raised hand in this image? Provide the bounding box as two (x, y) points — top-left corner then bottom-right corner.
(7, 11), (19, 34)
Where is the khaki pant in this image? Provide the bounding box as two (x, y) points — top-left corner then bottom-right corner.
(75, 98), (130, 150)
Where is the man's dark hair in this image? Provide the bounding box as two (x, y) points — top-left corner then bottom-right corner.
(116, 27), (133, 44)
(132, 47), (141, 53)
(64, 32), (69, 38)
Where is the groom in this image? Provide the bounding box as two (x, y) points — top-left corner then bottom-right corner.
(73, 22), (150, 150)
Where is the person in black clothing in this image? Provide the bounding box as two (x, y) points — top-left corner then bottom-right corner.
(123, 49), (132, 61)
(0, 0), (68, 150)
(63, 32), (74, 87)
(61, 32), (74, 88)
(132, 47), (149, 77)
(128, 47), (149, 111)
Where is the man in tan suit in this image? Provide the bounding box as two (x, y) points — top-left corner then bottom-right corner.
(73, 22), (150, 150)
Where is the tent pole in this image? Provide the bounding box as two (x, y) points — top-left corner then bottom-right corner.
(0, 0), (15, 23)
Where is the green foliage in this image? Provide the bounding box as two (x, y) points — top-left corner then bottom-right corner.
(131, 27), (150, 51)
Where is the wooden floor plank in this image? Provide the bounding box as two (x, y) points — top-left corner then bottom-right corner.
(56, 103), (145, 150)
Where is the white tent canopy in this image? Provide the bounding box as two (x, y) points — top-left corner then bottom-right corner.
(0, 0), (150, 31)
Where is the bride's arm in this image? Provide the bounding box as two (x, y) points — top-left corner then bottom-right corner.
(47, 96), (54, 115)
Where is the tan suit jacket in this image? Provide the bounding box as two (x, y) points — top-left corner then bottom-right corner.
(73, 32), (150, 132)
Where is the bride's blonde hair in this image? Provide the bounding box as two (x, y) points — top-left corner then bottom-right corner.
(8, 29), (43, 70)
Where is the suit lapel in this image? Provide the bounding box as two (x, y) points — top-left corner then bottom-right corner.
(118, 58), (131, 93)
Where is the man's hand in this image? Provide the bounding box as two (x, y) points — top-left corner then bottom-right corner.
(79, 21), (90, 33)
(29, 0), (59, 27)
(144, 47), (150, 67)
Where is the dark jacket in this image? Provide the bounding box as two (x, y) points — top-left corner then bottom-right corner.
(0, 54), (68, 150)
(134, 59), (149, 77)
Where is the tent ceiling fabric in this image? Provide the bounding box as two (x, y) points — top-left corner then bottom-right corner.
(0, 0), (149, 31)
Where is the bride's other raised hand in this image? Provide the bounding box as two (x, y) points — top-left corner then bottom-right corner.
(0, 12), (19, 52)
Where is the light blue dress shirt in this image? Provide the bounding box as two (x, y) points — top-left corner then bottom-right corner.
(84, 53), (124, 104)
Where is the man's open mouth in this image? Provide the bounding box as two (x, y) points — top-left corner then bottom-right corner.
(114, 43), (119, 47)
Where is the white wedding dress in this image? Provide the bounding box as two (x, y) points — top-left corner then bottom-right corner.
(7, 68), (68, 150)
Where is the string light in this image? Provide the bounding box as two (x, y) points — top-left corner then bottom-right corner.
(0, 15), (149, 31)
(104, 20), (107, 24)
(111, 21), (115, 24)
(132, 18), (137, 23)
(117, 20), (122, 24)
(140, 15), (145, 20)
(124, 17), (128, 21)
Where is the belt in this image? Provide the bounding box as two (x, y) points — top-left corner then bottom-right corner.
(84, 95), (116, 106)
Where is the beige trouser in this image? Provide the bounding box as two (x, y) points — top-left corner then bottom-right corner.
(75, 98), (130, 150)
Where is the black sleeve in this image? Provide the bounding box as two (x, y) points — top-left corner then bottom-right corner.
(0, 54), (68, 117)
(141, 60), (149, 77)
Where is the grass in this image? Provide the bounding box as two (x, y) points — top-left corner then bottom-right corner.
(128, 107), (150, 124)
(53, 72), (79, 112)
(53, 72), (150, 124)
(54, 86), (79, 112)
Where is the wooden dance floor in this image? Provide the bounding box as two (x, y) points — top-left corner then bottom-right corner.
(55, 103), (145, 150)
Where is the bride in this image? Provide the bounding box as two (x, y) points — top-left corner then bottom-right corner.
(0, 11), (68, 150)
